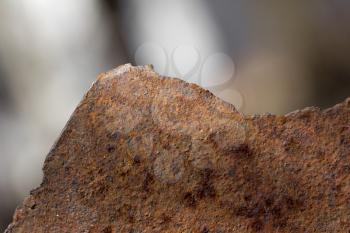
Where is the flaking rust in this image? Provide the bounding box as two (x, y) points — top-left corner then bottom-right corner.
(6, 64), (350, 232)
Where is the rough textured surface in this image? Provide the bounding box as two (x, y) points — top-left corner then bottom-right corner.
(6, 64), (350, 232)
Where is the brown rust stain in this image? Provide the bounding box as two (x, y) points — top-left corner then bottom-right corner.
(5, 64), (350, 233)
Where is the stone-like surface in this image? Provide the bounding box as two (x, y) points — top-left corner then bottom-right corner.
(6, 64), (350, 232)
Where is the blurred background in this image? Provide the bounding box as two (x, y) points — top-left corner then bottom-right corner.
(1, 0), (350, 230)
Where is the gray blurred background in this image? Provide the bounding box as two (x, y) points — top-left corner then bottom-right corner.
(1, 0), (350, 230)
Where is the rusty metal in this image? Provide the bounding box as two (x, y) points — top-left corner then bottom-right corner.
(6, 64), (350, 232)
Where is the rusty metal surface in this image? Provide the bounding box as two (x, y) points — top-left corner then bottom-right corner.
(5, 64), (350, 232)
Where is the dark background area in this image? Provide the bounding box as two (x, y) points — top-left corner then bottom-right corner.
(1, 0), (350, 230)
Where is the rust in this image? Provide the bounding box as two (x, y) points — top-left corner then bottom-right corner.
(5, 64), (350, 232)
